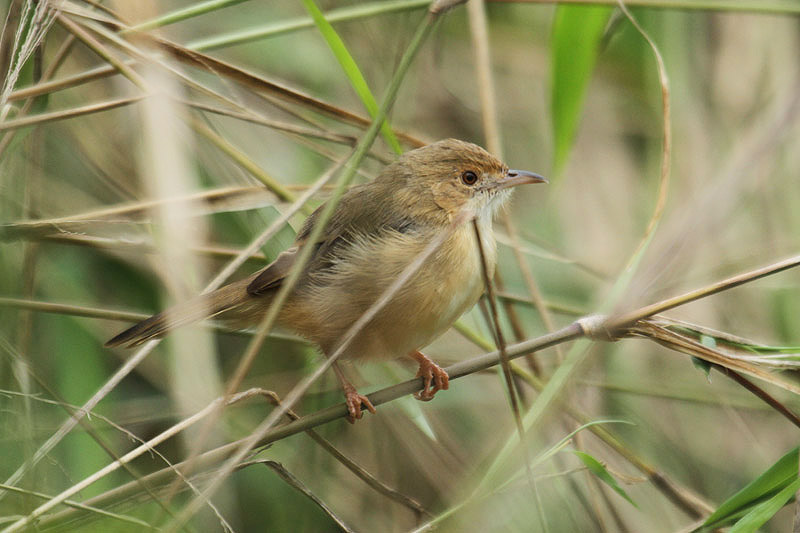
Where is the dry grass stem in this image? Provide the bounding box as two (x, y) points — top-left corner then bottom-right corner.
(610, 254), (800, 331)
(184, 99), (357, 145)
(0, 94), (145, 132)
(0, 186), (278, 241)
(249, 460), (355, 533)
(630, 321), (800, 396)
(0, 297), (149, 323)
(39, 234), (269, 263)
(617, 1), (671, 262)
(56, 14), (146, 90)
(472, 220), (532, 478)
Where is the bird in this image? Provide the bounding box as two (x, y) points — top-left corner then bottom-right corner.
(106, 138), (547, 421)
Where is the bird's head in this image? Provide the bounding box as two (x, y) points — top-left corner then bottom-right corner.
(379, 139), (547, 224)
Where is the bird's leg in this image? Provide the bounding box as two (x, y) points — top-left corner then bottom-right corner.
(409, 350), (449, 401)
(332, 362), (376, 423)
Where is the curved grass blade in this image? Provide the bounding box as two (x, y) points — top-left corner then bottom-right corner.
(573, 451), (637, 507)
(302, 0), (403, 154)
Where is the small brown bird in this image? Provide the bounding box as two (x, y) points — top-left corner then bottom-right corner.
(106, 139), (546, 420)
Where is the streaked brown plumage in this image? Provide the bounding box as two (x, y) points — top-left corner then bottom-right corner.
(106, 139), (546, 420)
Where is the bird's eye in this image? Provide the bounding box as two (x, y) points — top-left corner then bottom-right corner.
(461, 171), (478, 186)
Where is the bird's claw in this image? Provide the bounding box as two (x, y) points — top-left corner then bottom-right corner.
(414, 357), (449, 401)
(343, 386), (376, 423)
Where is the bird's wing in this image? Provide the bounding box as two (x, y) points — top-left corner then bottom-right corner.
(246, 183), (414, 296)
(246, 246), (299, 295)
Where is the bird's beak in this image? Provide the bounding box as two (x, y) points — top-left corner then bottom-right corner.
(493, 169), (548, 190)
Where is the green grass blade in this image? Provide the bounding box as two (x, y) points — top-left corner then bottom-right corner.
(302, 0), (403, 154)
(702, 447), (799, 529)
(573, 451), (637, 507)
(729, 477), (800, 533)
(550, 6), (612, 174)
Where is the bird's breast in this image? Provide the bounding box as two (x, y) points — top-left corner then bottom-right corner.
(429, 222), (495, 317)
(368, 220), (495, 357)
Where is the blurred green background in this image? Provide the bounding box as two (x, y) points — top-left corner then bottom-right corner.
(1, 0), (800, 531)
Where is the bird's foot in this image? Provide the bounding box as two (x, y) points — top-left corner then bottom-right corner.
(342, 383), (376, 423)
(411, 351), (449, 401)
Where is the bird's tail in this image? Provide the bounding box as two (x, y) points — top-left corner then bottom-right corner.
(105, 277), (253, 348)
